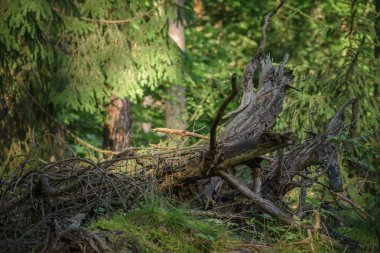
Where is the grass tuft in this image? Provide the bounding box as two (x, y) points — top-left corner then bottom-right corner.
(89, 203), (228, 253)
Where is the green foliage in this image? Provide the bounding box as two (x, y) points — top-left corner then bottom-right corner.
(0, 0), (185, 155)
(1, 0), (183, 108)
(184, 0), (378, 139)
(275, 0), (378, 137)
(57, 0), (183, 113)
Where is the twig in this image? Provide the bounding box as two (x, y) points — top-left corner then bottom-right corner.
(208, 73), (239, 161)
(297, 184), (307, 216)
(241, 0), (285, 97)
(254, 0), (286, 60)
(69, 132), (121, 155)
(334, 192), (372, 220)
(325, 98), (358, 135)
(308, 229), (317, 253)
(313, 209), (321, 236)
(153, 128), (209, 140)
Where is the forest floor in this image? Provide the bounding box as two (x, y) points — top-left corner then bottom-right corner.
(87, 201), (378, 253)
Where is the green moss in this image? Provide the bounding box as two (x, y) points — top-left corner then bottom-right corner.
(89, 204), (228, 253)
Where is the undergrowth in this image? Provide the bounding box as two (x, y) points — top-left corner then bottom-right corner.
(88, 200), (378, 253)
(89, 203), (228, 253)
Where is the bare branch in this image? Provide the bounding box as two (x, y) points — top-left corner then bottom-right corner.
(209, 73), (239, 161)
(254, 0), (286, 59)
(242, 0), (286, 89)
(215, 170), (294, 225)
(154, 128), (209, 140)
(325, 98), (358, 135)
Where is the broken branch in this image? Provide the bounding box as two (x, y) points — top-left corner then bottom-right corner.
(154, 128), (209, 140)
(209, 73), (239, 161)
(215, 170), (294, 225)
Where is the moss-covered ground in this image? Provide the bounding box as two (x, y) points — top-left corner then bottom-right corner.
(89, 204), (228, 252)
(88, 201), (378, 253)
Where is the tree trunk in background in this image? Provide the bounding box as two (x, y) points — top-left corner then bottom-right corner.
(103, 95), (132, 151)
(165, 0), (186, 130)
(50, 124), (65, 161)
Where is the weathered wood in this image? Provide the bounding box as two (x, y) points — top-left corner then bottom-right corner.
(156, 51), (295, 224)
(219, 132), (290, 168)
(219, 55), (290, 147)
(158, 1), (293, 225)
(155, 24), (355, 227)
(262, 99), (358, 199)
(159, 132), (290, 190)
(158, 49), (293, 193)
(208, 73), (239, 163)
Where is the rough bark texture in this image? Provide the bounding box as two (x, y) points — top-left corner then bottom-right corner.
(153, 54), (296, 224)
(103, 95), (132, 151)
(165, 85), (186, 130)
(165, 0), (186, 130)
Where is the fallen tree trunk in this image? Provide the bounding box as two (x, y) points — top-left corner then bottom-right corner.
(158, 131), (291, 190)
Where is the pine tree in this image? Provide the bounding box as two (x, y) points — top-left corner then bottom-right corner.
(0, 0), (184, 158)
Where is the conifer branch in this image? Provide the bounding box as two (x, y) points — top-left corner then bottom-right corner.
(23, 87), (122, 155)
(52, 1), (166, 25)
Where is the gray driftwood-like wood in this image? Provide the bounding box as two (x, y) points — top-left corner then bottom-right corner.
(144, 0), (356, 225)
(155, 55), (294, 224)
(261, 98), (358, 200)
(153, 51), (356, 224)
